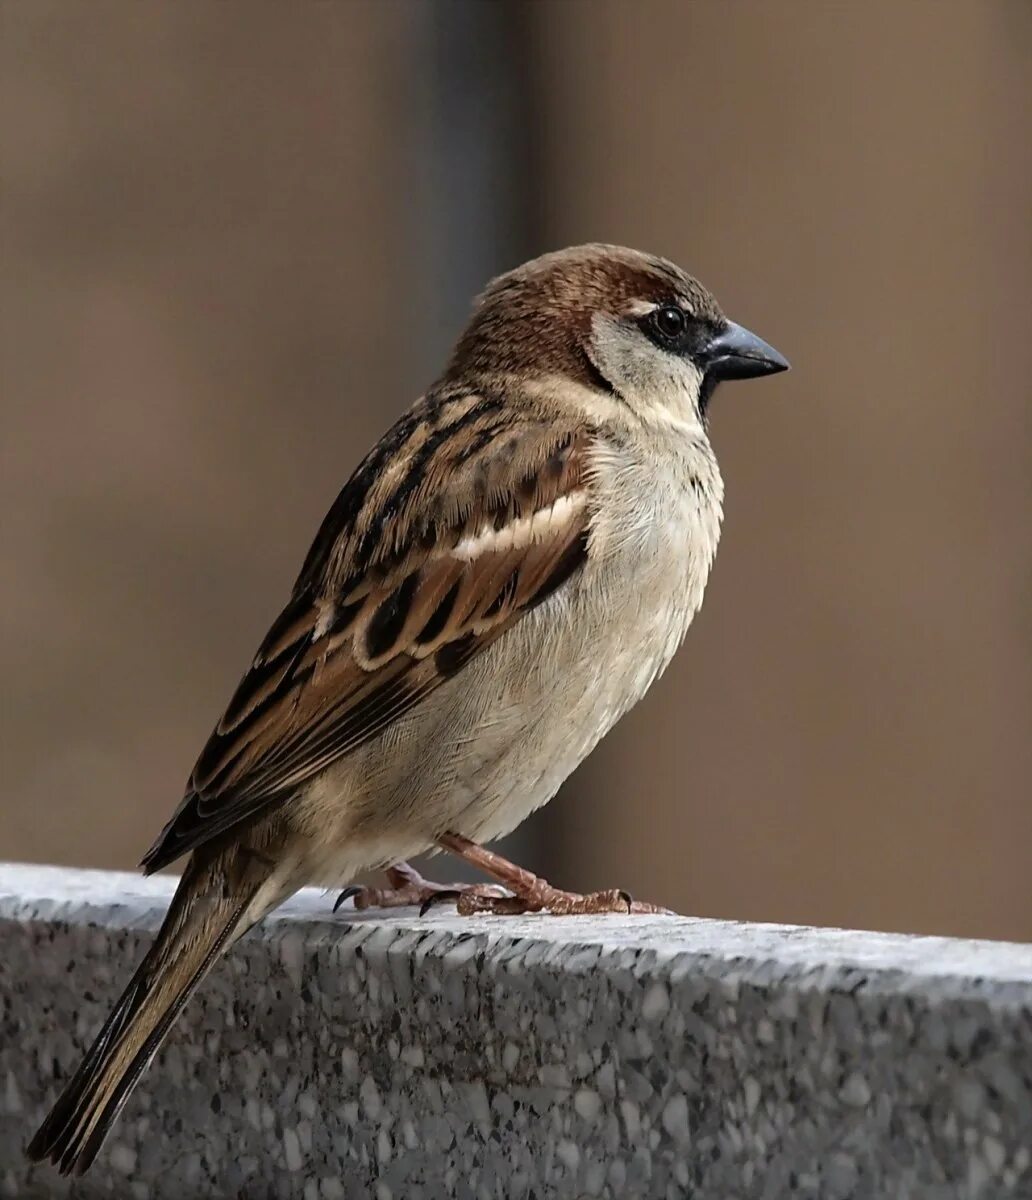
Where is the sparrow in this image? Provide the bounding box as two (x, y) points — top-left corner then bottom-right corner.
(28, 243), (788, 1174)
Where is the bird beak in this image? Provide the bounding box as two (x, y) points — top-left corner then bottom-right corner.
(701, 321), (790, 381)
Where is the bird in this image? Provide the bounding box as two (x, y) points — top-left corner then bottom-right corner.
(27, 243), (788, 1174)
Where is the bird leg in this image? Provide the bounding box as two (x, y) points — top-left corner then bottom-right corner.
(431, 832), (672, 916)
(333, 860), (509, 916)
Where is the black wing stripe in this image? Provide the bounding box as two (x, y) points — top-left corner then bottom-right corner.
(217, 633), (311, 734)
(364, 573), (419, 660)
(415, 577), (462, 644)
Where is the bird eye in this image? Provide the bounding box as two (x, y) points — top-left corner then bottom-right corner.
(653, 305), (686, 340)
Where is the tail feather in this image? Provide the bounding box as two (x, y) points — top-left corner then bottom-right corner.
(27, 967), (150, 1163)
(27, 855), (265, 1176)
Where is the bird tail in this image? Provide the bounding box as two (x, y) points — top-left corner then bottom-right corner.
(26, 850), (269, 1176)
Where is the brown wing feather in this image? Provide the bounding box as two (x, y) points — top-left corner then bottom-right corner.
(141, 393), (592, 873)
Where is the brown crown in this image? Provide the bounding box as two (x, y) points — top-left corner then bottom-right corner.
(445, 244), (723, 386)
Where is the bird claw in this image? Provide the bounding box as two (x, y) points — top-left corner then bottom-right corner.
(418, 889), (461, 917)
(333, 886), (363, 913)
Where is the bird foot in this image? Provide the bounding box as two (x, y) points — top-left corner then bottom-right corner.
(451, 883), (672, 917)
(431, 832), (673, 917)
(334, 848), (673, 919)
(333, 861), (510, 916)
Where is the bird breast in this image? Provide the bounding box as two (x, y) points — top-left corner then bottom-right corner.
(578, 427), (725, 709)
(436, 428), (725, 844)
(296, 426), (725, 865)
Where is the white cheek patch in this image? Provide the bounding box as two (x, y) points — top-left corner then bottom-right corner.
(665, 356), (705, 394)
(591, 312), (705, 428)
(451, 492), (586, 562)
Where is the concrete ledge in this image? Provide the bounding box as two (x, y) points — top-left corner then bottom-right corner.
(2, 863), (1031, 1199)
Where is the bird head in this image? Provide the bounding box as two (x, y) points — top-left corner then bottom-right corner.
(447, 243), (789, 427)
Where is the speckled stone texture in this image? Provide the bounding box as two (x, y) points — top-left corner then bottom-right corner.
(2, 865), (1031, 1199)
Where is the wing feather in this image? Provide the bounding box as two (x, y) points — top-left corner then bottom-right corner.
(141, 395), (593, 873)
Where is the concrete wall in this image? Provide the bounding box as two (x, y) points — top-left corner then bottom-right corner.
(6, 864), (1032, 1197)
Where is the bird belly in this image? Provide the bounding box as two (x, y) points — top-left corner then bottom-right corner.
(443, 521), (706, 845)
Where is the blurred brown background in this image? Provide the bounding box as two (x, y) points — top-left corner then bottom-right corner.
(2, 1), (1029, 941)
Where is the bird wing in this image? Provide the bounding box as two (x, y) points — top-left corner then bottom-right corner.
(141, 389), (592, 872)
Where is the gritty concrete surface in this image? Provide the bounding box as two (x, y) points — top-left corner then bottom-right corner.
(2, 862), (1031, 1199)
